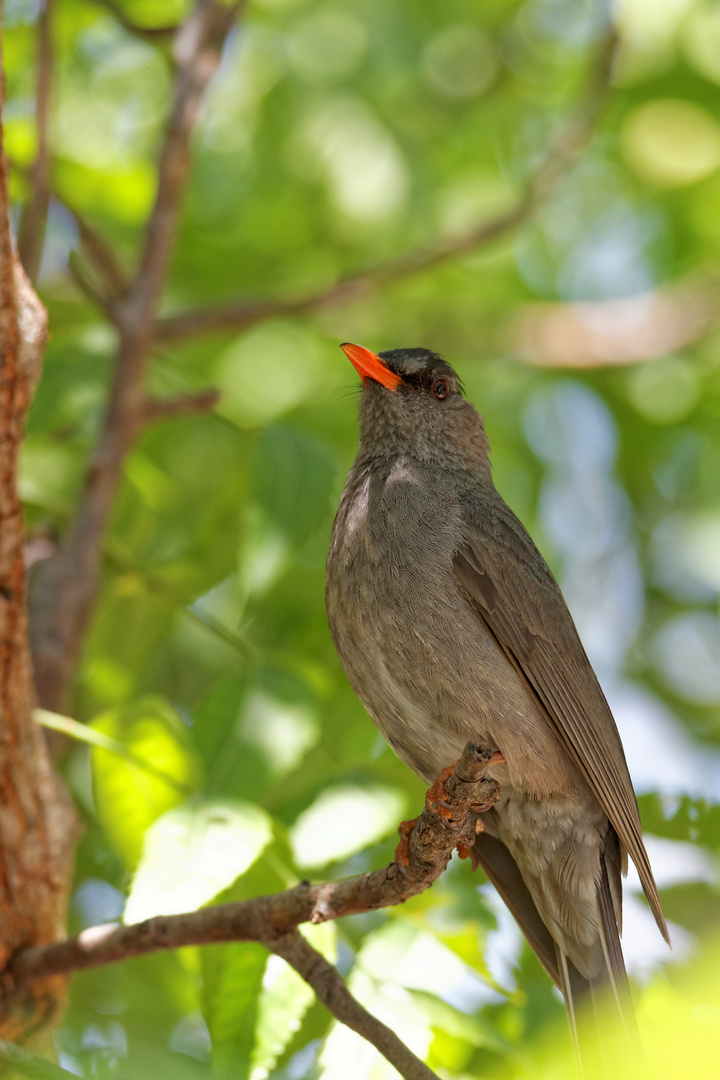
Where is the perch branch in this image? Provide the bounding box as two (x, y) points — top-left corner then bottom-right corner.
(10, 742), (500, 981)
(10, 742), (498, 1080)
(153, 27), (618, 344)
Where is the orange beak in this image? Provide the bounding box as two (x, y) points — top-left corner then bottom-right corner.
(340, 342), (403, 391)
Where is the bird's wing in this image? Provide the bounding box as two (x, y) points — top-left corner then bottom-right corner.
(453, 494), (668, 944)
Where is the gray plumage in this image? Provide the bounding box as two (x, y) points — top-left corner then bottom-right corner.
(326, 345), (668, 1060)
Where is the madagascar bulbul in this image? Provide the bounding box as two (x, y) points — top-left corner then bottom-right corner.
(326, 343), (668, 1063)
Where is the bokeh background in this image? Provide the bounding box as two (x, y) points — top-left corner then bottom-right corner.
(4, 0), (720, 1077)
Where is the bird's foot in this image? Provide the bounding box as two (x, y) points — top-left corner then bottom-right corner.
(424, 763), (458, 819)
(394, 748), (504, 869)
(394, 817), (418, 869)
(456, 813), (492, 860)
(425, 751), (505, 821)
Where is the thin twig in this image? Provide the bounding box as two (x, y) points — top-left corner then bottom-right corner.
(66, 250), (119, 323)
(29, 1), (242, 713)
(8, 159), (129, 301)
(0, 1038), (78, 1080)
(73, 210), (129, 298)
(91, 0), (179, 42)
(141, 387), (220, 424)
(34, 709), (192, 795)
(266, 929), (440, 1080)
(154, 27), (619, 344)
(17, 0), (54, 283)
(10, 742), (500, 982)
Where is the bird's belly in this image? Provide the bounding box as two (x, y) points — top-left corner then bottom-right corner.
(328, 542), (586, 801)
(483, 788), (608, 975)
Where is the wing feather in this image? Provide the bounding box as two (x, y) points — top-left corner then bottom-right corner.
(453, 496), (668, 944)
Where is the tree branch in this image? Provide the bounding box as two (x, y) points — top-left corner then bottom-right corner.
(71, 205), (129, 298)
(266, 929), (440, 1080)
(509, 269), (720, 367)
(153, 27), (619, 345)
(8, 158), (129, 303)
(17, 0), (54, 284)
(66, 249), (119, 324)
(28, 0), (242, 713)
(141, 387), (220, 424)
(10, 742), (498, 1080)
(10, 742), (499, 982)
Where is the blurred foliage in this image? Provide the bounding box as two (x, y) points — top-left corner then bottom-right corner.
(4, 0), (720, 1076)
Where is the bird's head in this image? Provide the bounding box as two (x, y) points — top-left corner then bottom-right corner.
(340, 342), (490, 471)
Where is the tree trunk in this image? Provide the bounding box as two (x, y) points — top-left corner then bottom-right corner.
(0, 57), (77, 1038)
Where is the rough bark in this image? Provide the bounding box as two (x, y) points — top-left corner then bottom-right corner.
(0, 45), (78, 1036)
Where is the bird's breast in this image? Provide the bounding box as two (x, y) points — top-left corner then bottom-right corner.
(326, 457), (587, 799)
(327, 457), (464, 628)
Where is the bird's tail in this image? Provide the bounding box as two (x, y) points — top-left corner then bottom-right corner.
(472, 832), (641, 1078)
(556, 862), (640, 1079)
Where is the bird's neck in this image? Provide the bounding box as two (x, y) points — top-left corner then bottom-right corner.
(357, 409), (493, 479)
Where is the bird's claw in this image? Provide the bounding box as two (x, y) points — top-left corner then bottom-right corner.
(394, 816), (418, 868)
(395, 750), (503, 868)
(424, 762), (458, 819)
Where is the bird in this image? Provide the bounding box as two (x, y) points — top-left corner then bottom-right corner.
(325, 341), (669, 1067)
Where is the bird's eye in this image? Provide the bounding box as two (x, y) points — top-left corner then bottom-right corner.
(432, 379), (449, 400)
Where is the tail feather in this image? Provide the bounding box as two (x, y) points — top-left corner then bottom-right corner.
(473, 833), (641, 1077)
(596, 857), (637, 1043)
(556, 858), (640, 1078)
(556, 948), (586, 1076)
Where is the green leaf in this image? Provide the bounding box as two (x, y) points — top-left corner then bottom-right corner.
(217, 325), (325, 430)
(250, 923), (337, 1080)
(202, 942), (268, 1079)
(124, 798), (273, 924)
(412, 990), (507, 1051)
(289, 783), (407, 869)
(250, 958), (314, 1080)
(201, 923), (335, 1080)
(251, 424), (336, 545)
(36, 708), (190, 794)
(90, 696), (201, 870)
